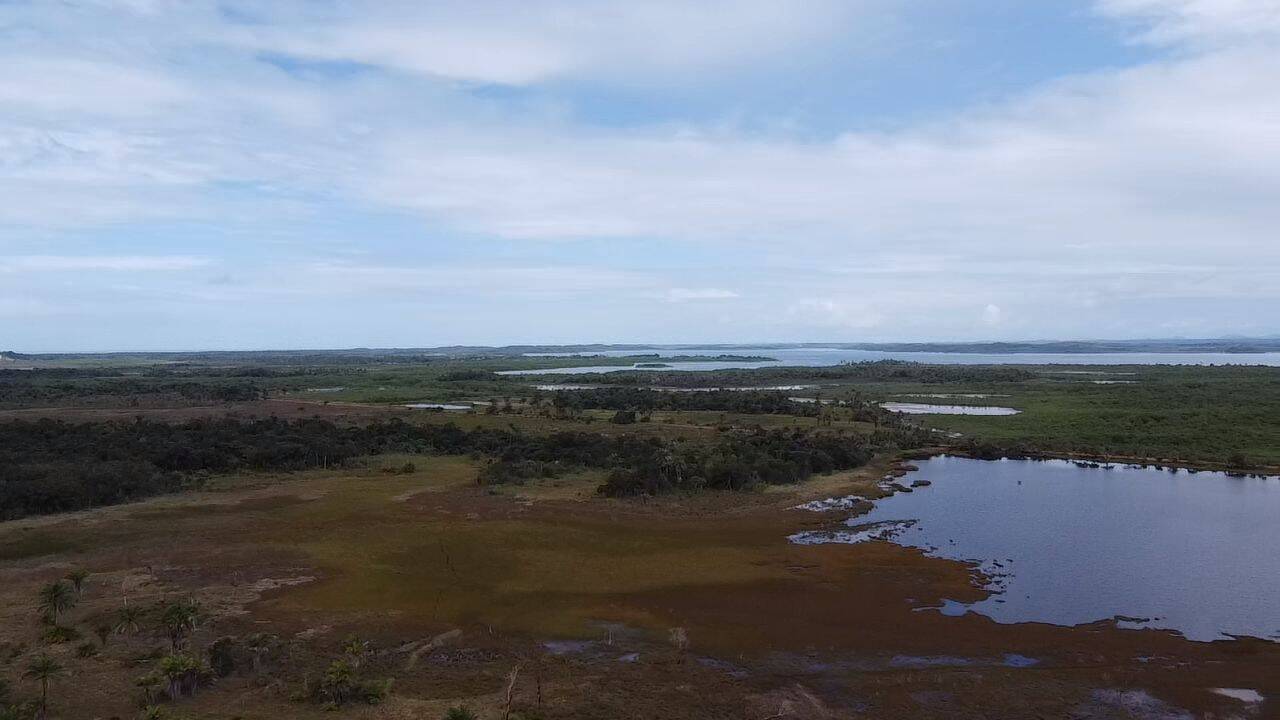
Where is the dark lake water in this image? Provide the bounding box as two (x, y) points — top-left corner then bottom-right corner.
(792, 456), (1280, 642)
(506, 347), (1280, 373)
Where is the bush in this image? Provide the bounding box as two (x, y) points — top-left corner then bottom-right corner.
(207, 637), (238, 677)
(42, 626), (81, 644)
(156, 653), (213, 699)
(443, 707), (477, 720)
(310, 660), (391, 708)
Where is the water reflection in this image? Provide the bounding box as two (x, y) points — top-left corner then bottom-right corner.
(793, 456), (1280, 642)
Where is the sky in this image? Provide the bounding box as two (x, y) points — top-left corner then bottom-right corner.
(2, 0), (1279, 351)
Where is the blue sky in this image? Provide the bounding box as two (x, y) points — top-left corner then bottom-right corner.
(2, 0), (1279, 350)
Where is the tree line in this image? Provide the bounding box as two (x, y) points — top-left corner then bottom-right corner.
(0, 416), (930, 519)
(535, 388), (822, 416)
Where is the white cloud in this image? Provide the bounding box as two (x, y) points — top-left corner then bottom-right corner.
(0, 57), (191, 116)
(665, 288), (740, 302)
(982, 304), (1004, 326)
(367, 45), (1280, 278)
(0, 255), (210, 272)
(1097, 0), (1280, 45)
(787, 298), (885, 330)
(233, 0), (866, 87)
(296, 262), (654, 297)
(1, 0), (1278, 344)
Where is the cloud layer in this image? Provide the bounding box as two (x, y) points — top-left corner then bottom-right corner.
(0, 0), (1277, 348)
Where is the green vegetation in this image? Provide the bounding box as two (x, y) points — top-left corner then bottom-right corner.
(1, 354), (1277, 524)
(37, 582), (75, 626)
(538, 363), (1280, 468)
(22, 655), (64, 718)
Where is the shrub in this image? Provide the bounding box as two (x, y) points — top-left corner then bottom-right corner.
(207, 637), (238, 677)
(157, 653), (213, 699)
(310, 660), (390, 708)
(42, 626), (81, 644)
(443, 707), (478, 720)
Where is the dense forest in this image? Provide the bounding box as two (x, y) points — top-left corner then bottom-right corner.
(0, 417), (929, 519)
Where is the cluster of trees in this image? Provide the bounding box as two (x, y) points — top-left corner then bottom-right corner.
(599, 427), (930, 495)
(0, 374), (265, 406)
(1, 414), (930, 518)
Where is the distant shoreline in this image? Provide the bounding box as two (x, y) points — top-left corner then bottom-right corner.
(7, 337), (1280, 359)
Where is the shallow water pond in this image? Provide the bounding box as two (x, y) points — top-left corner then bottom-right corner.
(794, 456), (1280, 641)
(880, 402), (1021, 416)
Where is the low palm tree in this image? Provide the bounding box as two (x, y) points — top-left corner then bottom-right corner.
(23, 655), (65, 718)
(159, 600), (201, 651)
(64, 569), (90, 598)
(114, 605), (143, 635)
(318, 659), (355, 706)
(245, 633), (276, 673)
(341, 634), (369, 668)
(158, 653), (208, 699)
(37, 581), (76, 626)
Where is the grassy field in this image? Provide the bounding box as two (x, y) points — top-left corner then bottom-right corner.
(4, 453), (1277, 719)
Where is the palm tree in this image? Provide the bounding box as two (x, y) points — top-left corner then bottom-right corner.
(245, 633), (276, 673)
(158, 653), (207, 699)
(64, 569), (90, 598)
(159, 600), (200, 651)
(317, 659), (355, 706)
(37, 581), (76, 626)
(114, 605), (143, 635)
(23, 655), (65, 718)
(341, 634), (369, 668)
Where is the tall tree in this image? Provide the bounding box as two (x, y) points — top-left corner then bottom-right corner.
(23, 655), (65, 719)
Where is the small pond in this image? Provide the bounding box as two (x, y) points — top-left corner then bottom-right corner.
(792, 456), (1280, 641)
(404, 403), (472, 411)
(880, 402), (1021, 416)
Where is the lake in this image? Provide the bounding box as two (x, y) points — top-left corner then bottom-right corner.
(505, 347), (1280, 372)
(880, 402), (1021, 416)
(791, 456), (1280, 642)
